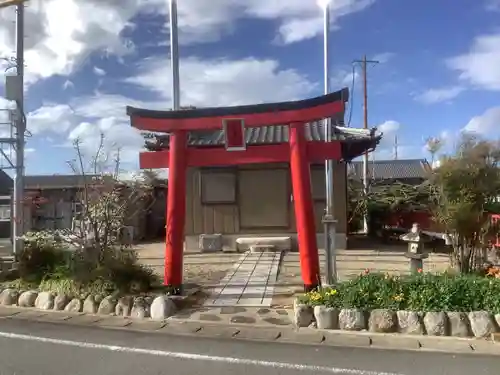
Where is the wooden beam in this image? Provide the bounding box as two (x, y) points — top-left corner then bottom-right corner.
(0, 0), (27, 9)
(139, 141), (342, 169)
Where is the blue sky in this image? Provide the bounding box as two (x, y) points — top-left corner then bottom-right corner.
(0, 0), (500, 176)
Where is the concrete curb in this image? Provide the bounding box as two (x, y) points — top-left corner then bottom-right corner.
(0, 306), (498, 356)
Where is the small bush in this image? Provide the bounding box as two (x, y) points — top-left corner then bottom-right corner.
(299, 271), (500, 314)
(18, 231), (70, 282)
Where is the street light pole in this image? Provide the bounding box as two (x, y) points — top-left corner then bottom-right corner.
(318, 0), (336, 285)
(169, 0), (180, 111)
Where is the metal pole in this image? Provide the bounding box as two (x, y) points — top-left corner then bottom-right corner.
(169, 0), (180, 111)
(12, 2), (25, 257)
(362, 55), (369, 235)
(322, 2), (336, 285)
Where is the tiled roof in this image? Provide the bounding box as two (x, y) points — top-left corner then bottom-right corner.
(349, 159), (431, 180)
(24, 175), (103, 189)
(186, 119), (379, 146)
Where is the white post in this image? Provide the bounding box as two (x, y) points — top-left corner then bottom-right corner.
(319, 0), (336, 285)
(169, 0), (180, 111)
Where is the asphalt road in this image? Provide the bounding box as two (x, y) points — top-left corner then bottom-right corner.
(0, 319), (498, 375)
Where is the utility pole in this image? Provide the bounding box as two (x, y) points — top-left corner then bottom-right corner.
(13, 2), (25, 257)
(393, 135), (398, 160)
(169, 0), (180, 111)
(353, 55), (378, 235)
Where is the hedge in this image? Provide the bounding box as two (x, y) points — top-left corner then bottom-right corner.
(297, 271), (500, 314)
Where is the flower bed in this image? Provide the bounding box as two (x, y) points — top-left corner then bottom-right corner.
(294, 271), (500, 338)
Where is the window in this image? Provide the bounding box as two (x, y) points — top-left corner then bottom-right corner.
(200, 169), (237, 204)
(0, 205), (11, 221)
(72, 202), (83, 218)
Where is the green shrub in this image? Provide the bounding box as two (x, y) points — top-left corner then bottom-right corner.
(300, 271), (500, 314)
(18, 231), (70, 282)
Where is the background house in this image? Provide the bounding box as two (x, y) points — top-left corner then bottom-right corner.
(348, 159), (431, 185)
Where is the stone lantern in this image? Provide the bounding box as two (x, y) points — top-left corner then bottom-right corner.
(400, 223), (432, 273)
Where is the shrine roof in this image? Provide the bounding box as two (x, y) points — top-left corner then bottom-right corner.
(128, 88), (347, 120)
(185, 119), (375, 146)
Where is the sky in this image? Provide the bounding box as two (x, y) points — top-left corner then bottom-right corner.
(0, 0), (499, 176)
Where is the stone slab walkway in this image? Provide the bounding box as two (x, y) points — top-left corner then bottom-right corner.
(204, 251), (282, 307)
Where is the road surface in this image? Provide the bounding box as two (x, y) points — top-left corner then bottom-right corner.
(0, 318), (497, 375)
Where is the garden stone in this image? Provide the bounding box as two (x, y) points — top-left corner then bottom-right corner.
(293, 300), (313, 328)
(369, 309), (397, 333)
(313, 305), (338, 330)
(34, 292), (55, 310)
(130, 297), (150, 319)
(150, 296), (177, 321)
(17, 291), (38, 307)
(339, 309), (366, 331)
(83, 295), (98, 314)
(468, 311), (496, 338)
(447, 312), (471, 337)
(115, 296), (133, 317)
(397, 311), (424, 334)
(495, 314), (500, 328)
(54, 294), (70, 311)
(0, 288), (18, 306)
(64, 298), (82, 313)
(424, 312), (448, 336)
(98, 296), (117, 315)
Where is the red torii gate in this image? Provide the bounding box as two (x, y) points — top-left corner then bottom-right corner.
(127, 88), (349, 293)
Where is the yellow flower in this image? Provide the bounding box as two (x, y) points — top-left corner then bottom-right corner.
(324, 289), (337, 297)
(393, 294), (404, 302)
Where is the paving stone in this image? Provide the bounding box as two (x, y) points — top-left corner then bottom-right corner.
(257, 308), (271, 315)
(230, 315), (256, 324)
(370, 334), (421, 350)
(278, 329), (325, 344)
(97, 317), (132, 328)
(418, 337), (474, 353)
(323, 331), (372, 347)
(234, 327), (281, 341)
(160, 322), (202, 335)
(35, 312), (74, 322)
(470, 339), (500, 354)
(199, 314), (222, 322)
(196, 325), (240, 338)
(15, 310), (48, 319)
(262, 317), (291, 326)
(128, 321), (165, 331)
(66, 314), (103, 325)
(0, 307), (22, 317)
(276, 309), (289, 316)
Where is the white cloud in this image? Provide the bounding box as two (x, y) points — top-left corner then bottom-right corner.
(371, 52), (395, 63)
(463, 106), (500, 135)
(125, 56), (318, 107)
(27, 104), (76, 134)
(414, 86), (464, 104)
(93, 66), (106, 76)
(446, 33), (500, 91)
(0, 0), (375, 86)
(377, 120), (400, 133)
(485, 0), (500, 11)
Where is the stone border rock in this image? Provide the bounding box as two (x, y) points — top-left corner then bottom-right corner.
(0, 286), (196, 321)
(294, 301), (500, 339)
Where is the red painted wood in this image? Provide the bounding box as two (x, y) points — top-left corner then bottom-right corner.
(289, 123), (320, 290)
(164, 130), (187, 287)
(139, 141), (341, 169)
(223, 119), (246, 150)
(131, 100), (344, 132)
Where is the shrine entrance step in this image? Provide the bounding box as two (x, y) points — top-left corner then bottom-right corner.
(236, 237), (292, 252)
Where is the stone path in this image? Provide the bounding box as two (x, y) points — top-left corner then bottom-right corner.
(204, 251), (282, 307)
(172, 306), (292, 327)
